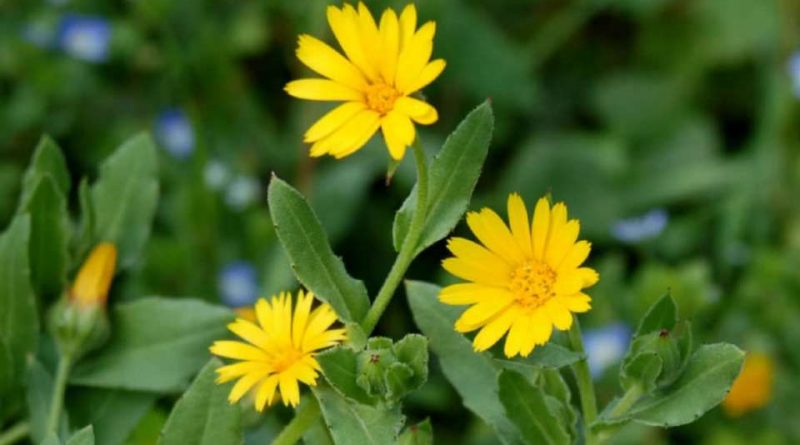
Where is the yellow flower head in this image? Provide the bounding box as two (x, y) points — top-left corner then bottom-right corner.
(723, 352), (774, 417)
(285, 2), (445, 160)
(210, 290), (346, 410)
(440, 194), (599, 358)
(70, 243), (117, 308)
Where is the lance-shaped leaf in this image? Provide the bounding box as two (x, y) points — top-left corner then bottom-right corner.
(70, 298), (233, 392)
(158, 359), (242, 445)
(635, 293), (677, 337)
(66, 426), (95, 445)
(393, 101), (494, 254)
(406, 281), (524, 445)
(599, 343), (744, 427)
(313, 384), (405, 445)
(267, 176), (369, 323)
(91, 133), (159, 270)
(0, 216), (37, 396)
(495, 344), (582, 373)
(498, 370), (570, 445)
(68, 388), (157, 445)
(18, 136), (70, 208)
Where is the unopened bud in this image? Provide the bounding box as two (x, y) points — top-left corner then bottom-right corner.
(70, 243), (117, 308)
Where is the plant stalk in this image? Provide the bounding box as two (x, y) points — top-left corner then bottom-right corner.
(361, 139), (429, 335)
(270, 395), (322, 445)
(568, 320), (599, 445)
(595, 384), (644, 444)
(0, 422), (30, 445)
(45, 353), (73, 435)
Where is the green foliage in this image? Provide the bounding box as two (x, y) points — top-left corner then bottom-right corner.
(90, 133), (159, 270)
(397, 419), (433, 445)
(0, 216), (37, 396)
(313, 384), (405, 445)
(393, 101), (495, 254)
(70, 298), (233, 392)
(267, 176), (370, 324)
(68, 389), (156, 445)
(498, 370), (571, 445)
(158, 359), (242, 445)
(18, 136), (70, 208)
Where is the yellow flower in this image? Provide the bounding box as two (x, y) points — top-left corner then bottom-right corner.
(210, 290), (346, 410)
(440, 194), (599, 358)
(723, 352), (774, 416)
(70, 243), (117, 308)
(285, 2), (445, 160)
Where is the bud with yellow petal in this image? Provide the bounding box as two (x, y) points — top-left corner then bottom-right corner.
(49, 243), (117, 359)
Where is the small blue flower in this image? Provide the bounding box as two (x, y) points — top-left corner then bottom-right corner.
(611, 209), (668, 244)
(584, 323), (631, 378)
(57, 14), (111, 63)
(789, 51), (800, 99)
(204, 160), (231, 191)
(155, 109), (195, 159)
(218, 261), (259, 308)
(225, 176), (261, 211)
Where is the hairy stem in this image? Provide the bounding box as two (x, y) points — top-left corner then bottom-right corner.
(361, 139), (429, 335)
(45, 353), (73, 436)
(0, 422), (29, 445)
(568, 320), (599, 445)
(270, 395), (322, 445)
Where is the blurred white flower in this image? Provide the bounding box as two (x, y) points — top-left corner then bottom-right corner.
(225, 175), (261, 211)
(204, 160), (231, 191)
(584, 323), (631, 378)
(57, 15), (111, 63)
(155, 109), (195, 159)
(611, 209), (668, 244)
(788, 51), (800, 99)
(218, 261), (259, 308)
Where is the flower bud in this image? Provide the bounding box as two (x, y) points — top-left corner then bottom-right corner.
(70, 243), (117, 308)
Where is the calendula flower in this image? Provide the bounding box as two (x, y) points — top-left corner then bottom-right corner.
(70, 242), (117, 308)
(210, 290), (346, 410)
(723, 352), (774, 416)
(285, 2), (445, 160)
(440, 194), (599, 358)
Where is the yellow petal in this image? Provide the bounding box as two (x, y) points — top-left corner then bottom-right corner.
(560, 293), (592, 313)
(227, 319), (270, 350)
(303, 305), (339, 347)
(398, 4), (417, 52)
(504, 314), (529, 358)
(405, 59), (446, 94)
(393, 96), (438, 125)
(544, 300), (572, 331)
(327, 4), (378, 80)
(531, 197), (551, 260)
(254, 375), (279, 412)
(380, 110), (415, 160)
(446, 237), (512, 271)
(304, 102), (366, 143)
(522, 310), (552, 356)
(378, 8), (400, 83)
(285, 79), (363, 102)
(355, 2), (381, 73)
(210, 341), (267, 361)
(545, 220), (580, 269)
(554, 272), (583, 296)
(288, 361), (319, 386)
(473, 306), (520, 352)
(466, 209), (525, 264)
(279, 373), (301, 407)
(557, 240), (591, 272)
(507, 193), (532, 257)
(329, 109), (381, 158)
(296, 34), (367, 90)
(395, 21), (436, 93)
(576, 267), (599, 287)
(292, 290), (314, 349)
(216, 361), (266, 384)
(439, 283), (510, 306)
(228, 368), (269, 403)
(71, 242), (117, 307)
(442, 257), (509, 287)
(304, 329), (347, 352)
(454, 297), (514, 332)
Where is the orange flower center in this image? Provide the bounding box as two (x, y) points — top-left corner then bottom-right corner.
(509, 260), (557, 310)
(365, 83), (400, 115)
(271, 347), (304, 373)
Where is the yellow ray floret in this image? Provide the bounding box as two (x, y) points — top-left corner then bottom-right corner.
(723, 352), (774, 417)
(285, 2), (445, 161)
(440, 194), (599, 358)
(209, 290), (346, 410)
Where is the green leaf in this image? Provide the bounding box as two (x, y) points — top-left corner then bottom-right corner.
(68, 388), (157, 445)
(397, 419), (433, 445)
(42, 432), (62, 445)
(158, 359), (242, 445)
(393, 334), (428, 390)
(496, 344), (583, 371)
(406, 281), (524, 445)
(70, 298), (233, 392)
(316, 346), (376, 405)
(498, 370), (571, 445)
(313, 384), (405, 445)
(267, 176), (369, 323)
(21, 176), (70, 299)
(65, 426), (95, 445)
(620, 352), (663, 393)
(601, 343), (744, 427)
(0, 216), (38, 396)
(635, 293), (677, 336)
(27, 360), (62, 444)
(75, 179), (96, 260)
(91, 133), (159, 269)
(538, 369), (577, 440)
(393, 101), (494, 254)
(19, 136), (70, 208)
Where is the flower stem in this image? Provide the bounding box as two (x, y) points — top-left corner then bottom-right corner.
(45, 353), (73, 436)
(568, 320), (599, 445)
(270, 395), (322, 445)
(361, 139), (429, 335)
(0, 422), (29, 445)
(595, 384), (644, 444)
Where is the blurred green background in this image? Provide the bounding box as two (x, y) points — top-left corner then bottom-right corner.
(2, 0), (800, 443)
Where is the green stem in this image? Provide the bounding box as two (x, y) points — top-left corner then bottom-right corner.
(568, 321), (599, 445)
(361, 139), (429, 335)
(0, 422), (29, 445)
(595, 384), (644, 444)
(45, 353), (73, 435)
(270, 396), (322, 445)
